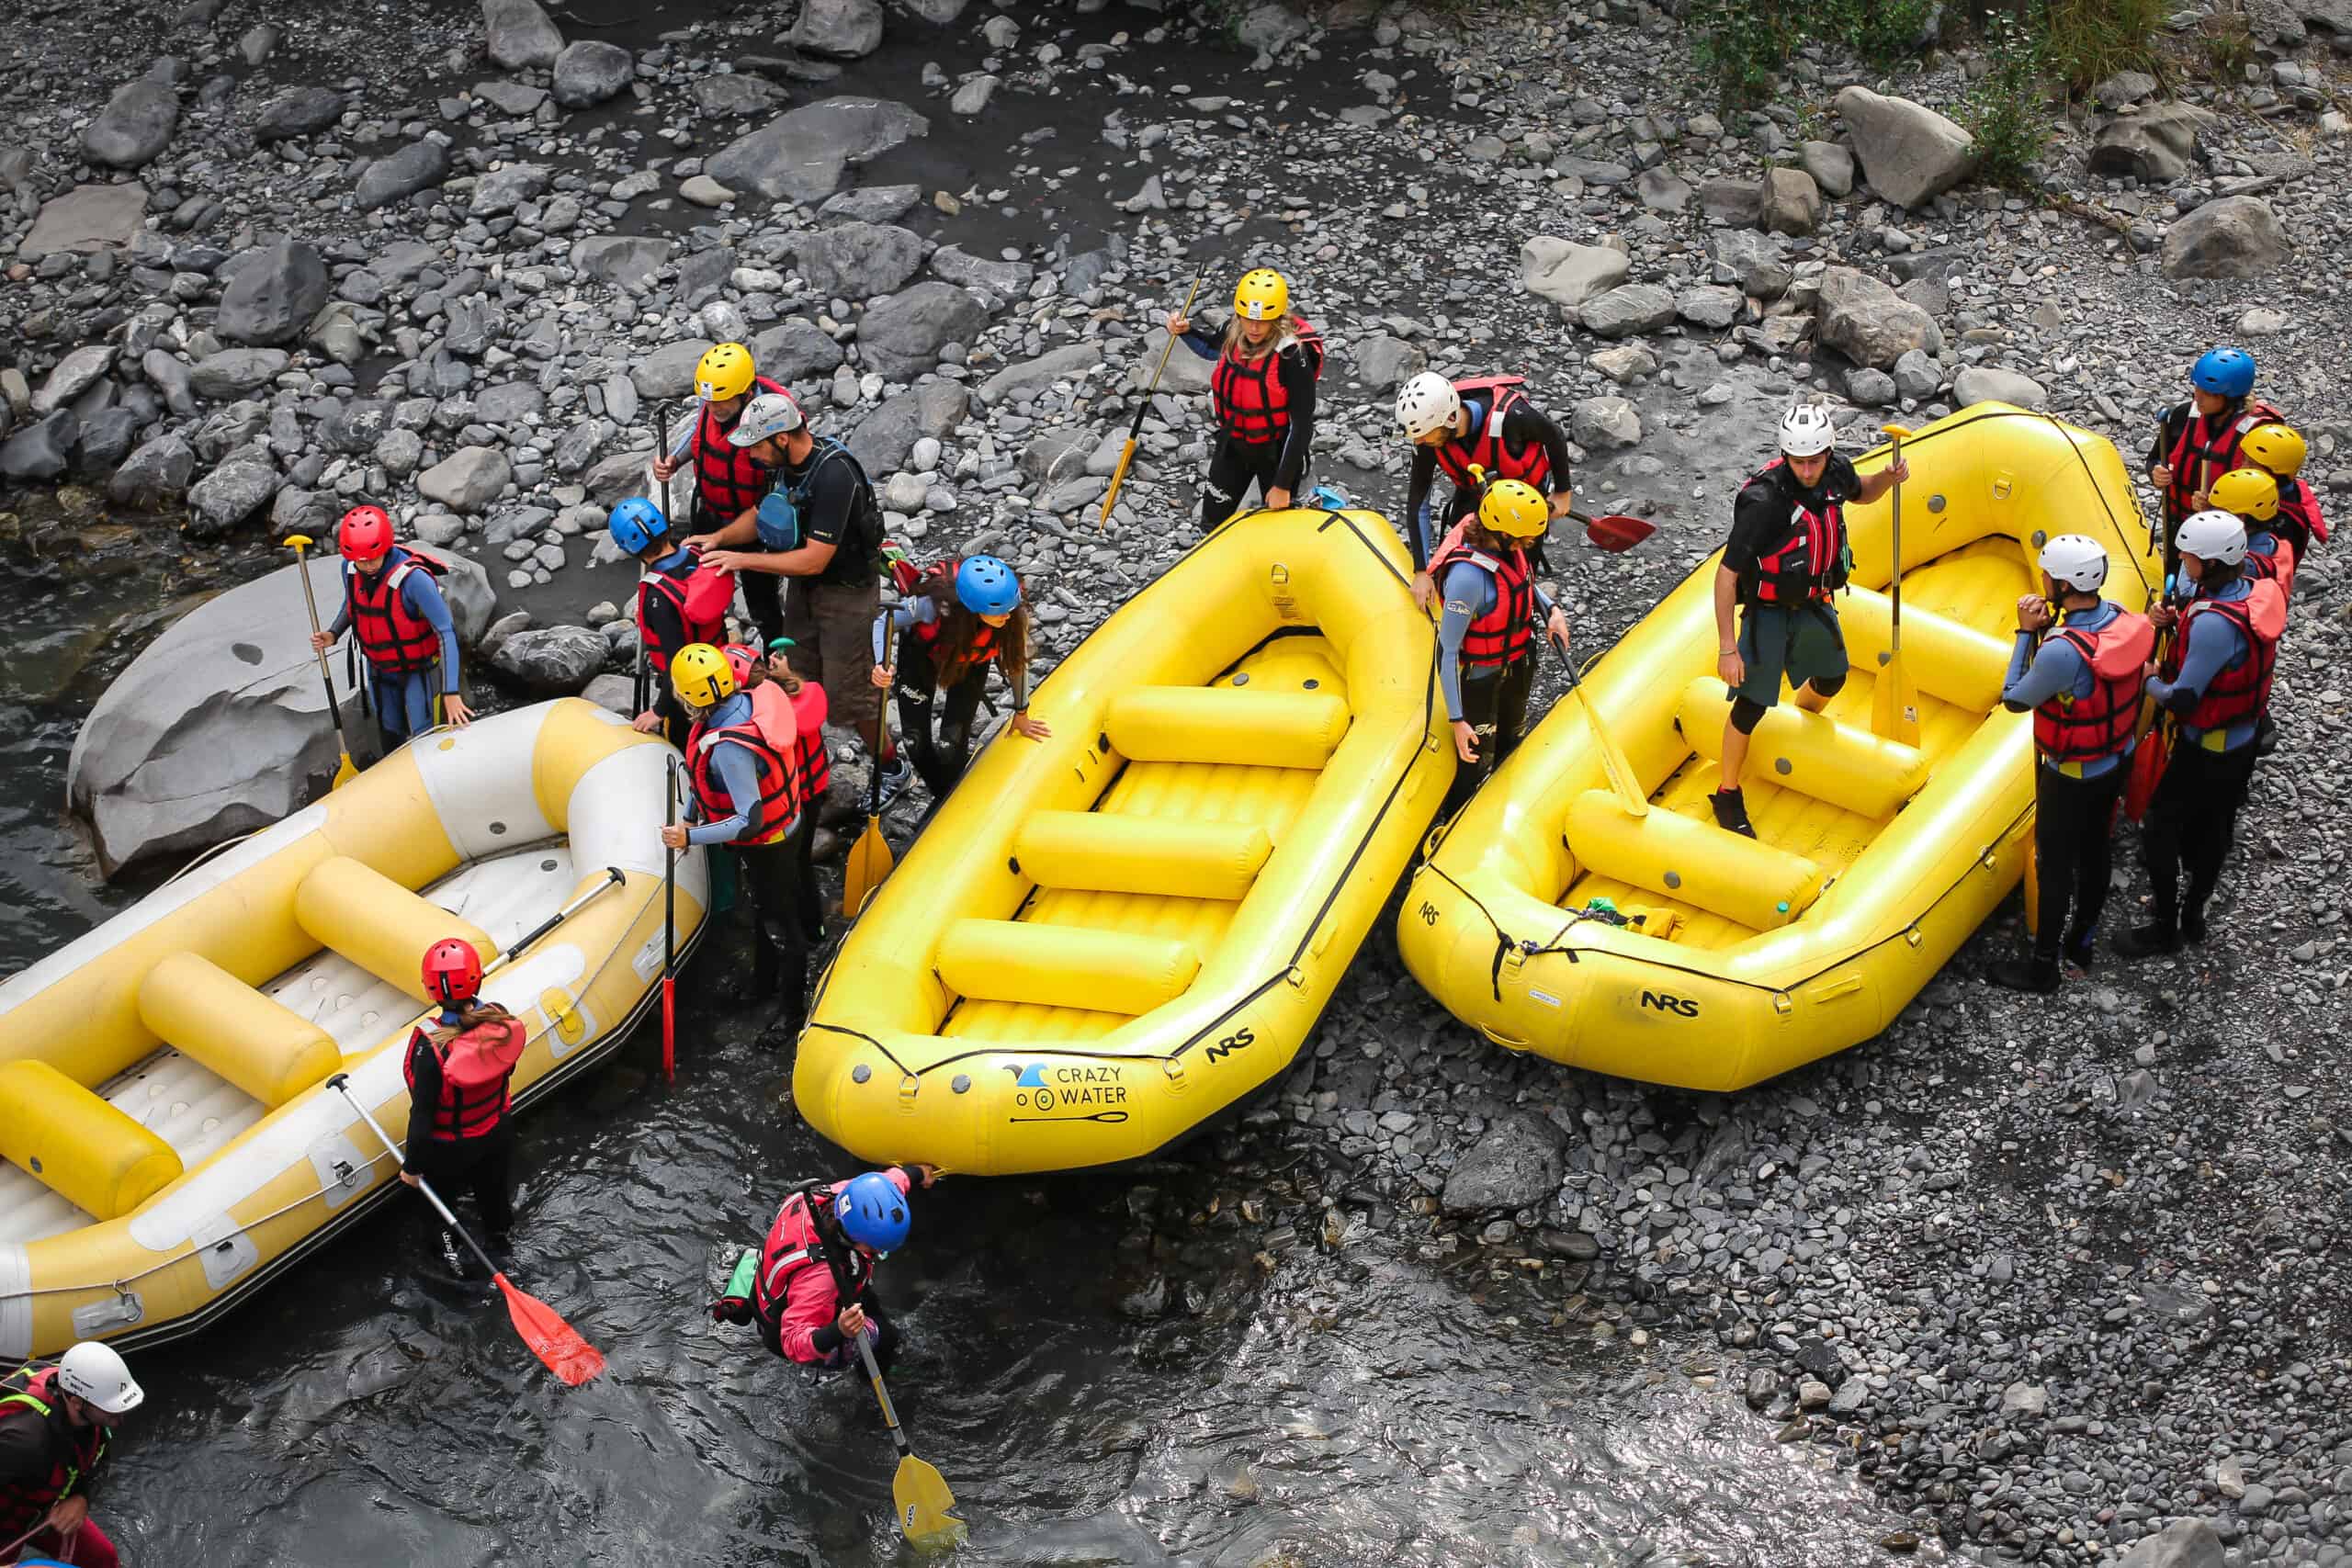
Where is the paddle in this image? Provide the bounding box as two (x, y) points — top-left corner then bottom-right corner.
(284, 535), (359, 789)
(856, 1329), (966, 1545)
(1567, 508), (1655, 551)
(2123, 592), (2177, 824)
(1544, 632), (1646, 818)
(1869, 425), (1922, 748)
(662, 757), (679, 1085)
(329, 1074), (605, 1386)
(842, 621), (900, 919)
(1100, 261), (1210, 533)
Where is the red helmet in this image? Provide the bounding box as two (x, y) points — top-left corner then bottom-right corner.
(339, 505), (394, 563)
(421, 938), (483, 1005)
(720, 643), (759, 687)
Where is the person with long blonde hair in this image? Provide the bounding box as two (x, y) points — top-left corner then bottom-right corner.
(1165, 266), (1322, 533)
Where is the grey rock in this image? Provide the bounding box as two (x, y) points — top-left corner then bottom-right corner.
(847, 380), (968, 472)
(928, 243), (1033, 300)
(1712, 229), (1792, 298)
(83, 77), (181, 170)
(680, 173), (738, 207)
(1440, 1118), (1564, 1214)
(977, 342), (1103, 405)
(2088, 102), (2215, 183)
(107, 433), (197, 507)
(1577, 283), (1676, 339)
(2112, 1519), (2221, 1568)
(1802, 140), (1855, 197)
(32, 346), (118, 415)
(17, 184), (151, 258)
(2238, 305), (2289, 336)
(216, 241), (329, 346)
(856, 281), (985, 380)
(793, 220), (925, 298)
(751, 319), (847, 382)
(1236, 0), (1310, 51)
(356, 140), (451, 209)
(949, 74), (997, 116)
(2160, 195), (2287, 279)
(444, 299), (503, 358)
(426, 550), (499, 649)
(66, 558), (363, 874)
(188, 348), (288, 401)
(1675, 285), (1742, 330)
(1699, 177), (1761, 226)
(899, 0), (969, 20)
(707, 97), (929, 205)
(791, 0), (885, 59)
(1589, 344), (1656, 384)
(492, 626), (607, 693)
(1817, 266), (1941, 370)
(1892, 347), (1941, 400)
(691, 74), (785, 119)
(321, 400), (396, 454)
(0, 412), (77, 481)
(1520, 235), (1628, 309)
(553, 420), (606, 475)
(819, 184), (922, 225)
(254, 86), (344, 142)
(1572, 395), (1643, 448)
(189, 400), (267, 464)
(570, 234), (673, 289)
(186, 447), (283, 536)
(1834, 85), (1979, 209)
(375, 428), (424, 477)
(141, 351), (197, 418)
(553, 40), (634, 108)
(1762, 166), (1824, 235)
(481, 0), (564, 70)
(1127, 328), (1214, 395)
(1952, 366), (2049, 411)
(1350, 332), (1426, 388)
(469, 162), (549, 217)
(2092, 69), (2161, 108)
(581, 672), (638, 716)
(1845, 367), (1897, 407)
(1634, 167), (1692, 213)
(417, 446), (513, 512)
(631, 339), (716, 400)
(74, 409), (143, 476)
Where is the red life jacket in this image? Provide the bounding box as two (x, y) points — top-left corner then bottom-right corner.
(1430, 377), (1555, 495)
(2272, 476), (2327, 556)
(686, 705), (800, 847)
(750, 1185), (871, 1330)
(692, 375), (788, 524)
(2162, 399), (2284, 519)
(1742, 460), (1849, 605)
(789, 680), (831, 804)
(1210, 318), (1324, 446)
(2031, 609), (2154, 767)
(637, 545), (738, 673)
(402, 1017), (526, 1142)
(2163, 580), (2287, 734)
(0, 1364), (107, 1541)
(2243, 531), (2298, 594)
(346, 548), (447, 673)
(1430, 519), (1533, 669)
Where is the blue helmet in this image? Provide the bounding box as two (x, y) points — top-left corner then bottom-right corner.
(2190, 347), (2256, 400)
(607, 496), (670, 556)
(955, 555), (1021, 616)
(836, 1172), (910, 1254)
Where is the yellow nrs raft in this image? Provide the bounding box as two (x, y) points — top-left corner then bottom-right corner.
(1397, 404), (2158, 1091)
(0, 699), (706, 1359)
(797, 505), (1453, 1175)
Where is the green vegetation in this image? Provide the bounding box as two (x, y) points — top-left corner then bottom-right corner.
(1955, 10), (2055, 188)
(2041, 0), (2165, 92)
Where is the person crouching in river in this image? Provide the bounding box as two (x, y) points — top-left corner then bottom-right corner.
(403, 938), (526, 1276)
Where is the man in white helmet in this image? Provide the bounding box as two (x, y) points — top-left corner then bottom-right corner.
(1394, 370), (1575, 608)
(1990, 536), (2153, 991)
(1708, 404), (1907, 839)
(0, 1341), (142, 1567)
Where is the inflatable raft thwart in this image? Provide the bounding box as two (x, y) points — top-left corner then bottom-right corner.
(0, 699), (707, 1360)
(798, 505), (1453, 1175)
(1399, 405), (2158, 1091)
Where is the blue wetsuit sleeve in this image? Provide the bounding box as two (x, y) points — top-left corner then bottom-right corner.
(1437, 562), (1494, 722)
(873, 602), (920, 664)
(401, 570), (462, 693)
(2001, 634), (2084, 713)
(1177, 321), (1221, 361)
(685, 740), (764, 846)
(2150, 612), (2237, 715)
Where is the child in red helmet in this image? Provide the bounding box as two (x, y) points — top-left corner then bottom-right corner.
(312, 504), (473, 759)
(401, 938), (526, 1274)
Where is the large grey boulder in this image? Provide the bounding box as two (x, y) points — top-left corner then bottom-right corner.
(492, 626), (608, 693)
(1817, 266), (1942, 370)
(481, 0), (564, 69)
(83, 77), (180, 171)
(1520, 236), (1628, 310)
(1834, 85), (1978, 209)
(2113, 1519), (2222, 1568)
(928, 244), (1033, 299)
(1802, 141), (1856, 197)
(107, 433), (197, 508)
(1441, 1118), (1564, 1214)
(418, 446), (513, 511)
(553, 40), (634, 108)
(793, 221), (925, 298)
(32, 346), (118, 415)
(707, 97), (929, 204)
(1951, 366), (2050, 411)
(2160, 196), (2286, 279)
(1577, 283), (1676, 340)
(1572, 396), (1644, 449)
(2087, 102), (2214, 183)
(791, 0), (886, 58)
(0, 412), (76, 481)
(253, 86), (345, 142)
(1762, 166), (1823, 235)
(856, 282), (985, 380)
(570, 234), (673, 288)
(356, 140), (450, 209)
(630, 339), (716, 400)
(67, 557), (361, 874)
(216, 241), (330, 346)
(186, 446), (284, 537)
(977, 342), (1103, 405)
(848, 381), (968, 473)
(1350, 332), (1427, 388)
(17, 184), (149, 258)
(750, 320), (846, 382)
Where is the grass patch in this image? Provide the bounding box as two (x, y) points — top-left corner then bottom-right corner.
(1956, 9), (2054, 188)
(2041, 0), (2166, 92)
(2198, 3), (2256, 80)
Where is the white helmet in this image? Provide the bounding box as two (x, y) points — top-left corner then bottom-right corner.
(57, 1341), (143, 1415)
(1395, 371), (1463, 441)
(2175, 508), (2247, 568)
(2038, 534), (2109, 593)
(1777, 402), (1837, 457)
(727, 390), (805, 448)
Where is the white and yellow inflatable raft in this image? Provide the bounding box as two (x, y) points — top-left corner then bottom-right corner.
(797, 505), (1453, 1175)
(0, 698), (706, 1359)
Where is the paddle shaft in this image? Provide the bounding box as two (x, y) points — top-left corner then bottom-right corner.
(1886, 433), (1905, 652)
(329, 1076), (504, 1278)
(857, 1333), (915, 1457)
(286, 537), (357, 762)
(1098, 262), (1209, 530)
(662, 760), (678, 1084)
(506, 865), (627, 964)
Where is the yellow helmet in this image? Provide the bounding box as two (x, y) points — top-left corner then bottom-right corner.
(2238, 422), (2307, 479)
(671, 643), (738, 709)
(1478, 479), (1551, 540)
(1232, 268), (1290, 322)
(2208, 467), (2279, 524)
(694, 343), (756, 401)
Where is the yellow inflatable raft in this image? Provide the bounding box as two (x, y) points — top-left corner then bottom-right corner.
(1397, 404), (2157, 1091)
(797, 505), (1453, 1175)
(0, 699), (706, 1359)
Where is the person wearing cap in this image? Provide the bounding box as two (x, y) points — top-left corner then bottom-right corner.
(871, 553), (1051, 801)
(1708, 404), (1907, 840)
(1394, 370), (1576, 610)
(708, 1164), (940, 1374)
(1165, 266), (1324, 534)
(311, 503), (473, 755)
(0, 1341), (142, 1568)
(1430, 476), (1571, 820)
(690, 392), (910, 811)
(1990, 536), (2152, 992)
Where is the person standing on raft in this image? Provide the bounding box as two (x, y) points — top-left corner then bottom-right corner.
(1165, 267), (1323, 533)
(1989, 536), (2152, 993)
(311, 504), (473, 756)
(871, 554), (1051, 804)
(0, 1342), (142, 1568)
(1431, 476), (1571, 818)
(1708, 404), (1908, 840)
(710, 1166), (941, 1374)
(1394, 369), (1576, 610)
(401, 938), (527, 1277)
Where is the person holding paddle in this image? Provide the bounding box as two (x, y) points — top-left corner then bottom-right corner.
(1708, 404), (1907, 840)
(310, 504), (473, 758)
(0, 1342), (141, 1568)
(1430, 476), (1571, 818)
(2143, 347), (2284, 575)
(871, 554), (1050, 802)
(2116, 509), (2286, 960)
(1165, 266), (1323, 533)
(1395, 370), (1576, 609)
(401, 938), (528, 1277)
(1989, 536), (2152, 992)
(712, 1165), (940, 1373)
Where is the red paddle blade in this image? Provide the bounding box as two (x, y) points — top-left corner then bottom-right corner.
(2122, 731), (2165, 824)
(1583, 513), (1655, 551)
(493, 1272), (606, 1386)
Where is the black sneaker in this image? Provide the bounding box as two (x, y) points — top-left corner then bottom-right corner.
(1989, 956), (2061, 994)
(2180, 908), (2208, 946)
(1710, 786), (1757, 839)
(2112, 922), (2178, 961)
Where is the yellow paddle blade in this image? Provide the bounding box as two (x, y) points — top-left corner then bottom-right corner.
(893, 1454), (967, 1548)
(842, 814), (894, 919)
(1575, 686), (1648, 818)
(330, 751), (359, 791)
(1870, 652), (1922, 748)
(1097, 441), (1137, 531)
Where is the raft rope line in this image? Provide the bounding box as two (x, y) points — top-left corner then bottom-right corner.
(0, 870), (679, 1309)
